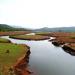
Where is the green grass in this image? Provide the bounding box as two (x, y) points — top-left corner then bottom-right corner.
(10, 35), (49, 40)
(0, 38), (11, 43)
(36, 32), (51, 36)
(0, 43), (28, 74)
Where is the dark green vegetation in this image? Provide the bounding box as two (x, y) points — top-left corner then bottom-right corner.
(10, 35), (50, 40)
(0, 24), (31, 31)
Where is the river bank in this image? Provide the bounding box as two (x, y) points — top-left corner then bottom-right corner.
(0, 37), (31, 75)
(47, 32), (75, 55)
(62, 43), (75, 56)
(14, 48), (31, 75)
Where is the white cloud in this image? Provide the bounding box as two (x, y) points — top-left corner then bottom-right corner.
(0, 0), (75, 28)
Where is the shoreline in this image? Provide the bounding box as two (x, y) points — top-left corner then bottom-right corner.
(62, 44), (75, 56)
(13, 46), (32, 75)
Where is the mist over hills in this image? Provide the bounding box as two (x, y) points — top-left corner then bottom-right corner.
(0, 24), (75, 32)
(34, 27), (75, 32)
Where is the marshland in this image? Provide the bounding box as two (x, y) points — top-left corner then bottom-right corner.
(1, 25), (75, 75)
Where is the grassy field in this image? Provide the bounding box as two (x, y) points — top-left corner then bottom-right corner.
(0, 38), (11, 43)
(48, 32), (75, 37)
(10, 35), (50, 40)
(0, 31), (30, 36)
(36, 32), (51, 36)
(0, 43), (29, 75)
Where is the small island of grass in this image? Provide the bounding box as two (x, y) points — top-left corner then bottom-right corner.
(10, 35), (50, 40)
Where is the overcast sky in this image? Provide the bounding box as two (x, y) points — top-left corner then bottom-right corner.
(0, 0), (75, 29)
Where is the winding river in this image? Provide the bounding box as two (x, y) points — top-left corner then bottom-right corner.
(1, 36), (75, 75)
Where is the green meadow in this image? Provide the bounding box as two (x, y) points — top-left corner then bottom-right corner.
(0, 38), (29, 75)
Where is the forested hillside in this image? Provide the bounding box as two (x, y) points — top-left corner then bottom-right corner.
(0, 24), (30, 31)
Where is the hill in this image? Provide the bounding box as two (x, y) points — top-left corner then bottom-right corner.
(34, 27), (75, 32)
(0, 24), (30, 31)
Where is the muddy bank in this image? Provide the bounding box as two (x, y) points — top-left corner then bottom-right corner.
(49, 33), (75, 55)
(52, 41), (64, 46)
(50, 36), (75, 46)
(62, 44), (75, 56)
(14, 47), (32, 75)
(51, 36), (75, 55)
(51, 39), (65, 46)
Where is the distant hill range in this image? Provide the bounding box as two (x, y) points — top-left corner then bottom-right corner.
(34, 27), (75, 32)
(0, 24), (31, 31)
(1, 24), (75, 32)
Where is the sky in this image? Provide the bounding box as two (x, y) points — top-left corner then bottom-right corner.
(0, 0), (75, 29)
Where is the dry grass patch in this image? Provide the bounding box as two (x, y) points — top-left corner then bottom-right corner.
(10, 35), (50, 40)
(0, 31), (30, 36)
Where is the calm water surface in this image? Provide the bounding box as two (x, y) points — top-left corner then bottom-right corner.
(1, 36), (75, 75)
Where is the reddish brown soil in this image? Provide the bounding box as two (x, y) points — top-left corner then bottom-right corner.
(62, 43), (75, 56)
(0, 31), (30, 36)
(49, 32), (75, 55)
(55, 37), (75, 43)
(49, 32), (75, 37)
(13, 50), (32, 75)
(49, 32), (75, 44)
